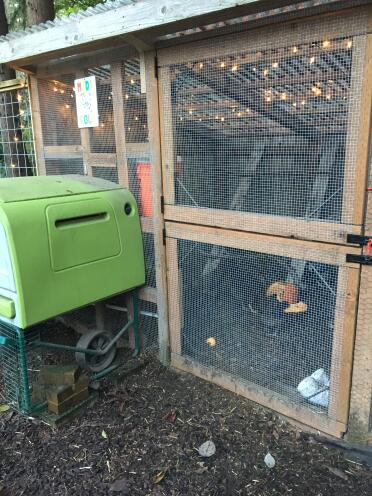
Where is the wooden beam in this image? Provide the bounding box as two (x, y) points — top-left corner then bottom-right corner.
(166, 238), (183, 355)
(144, 51), (171, 365)
(164, 205), (362, 245)
(28, 76), (46, 175)
(36, 44), (137, 79)
(111, 61), (129, 187)
(0, 1), (310, 67)
(0, 77), (27, 92)
(158, 66), (176, 204)
(350, 33), (372, 225)
(328, 267), (360, 423)
(172, 354), (346, 437)
(43, 145), (83, 158)
(138, 286), (157, 304)
(165, 221), (361, 266)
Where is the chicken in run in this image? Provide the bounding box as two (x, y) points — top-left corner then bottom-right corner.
(266, 281), (308, 314)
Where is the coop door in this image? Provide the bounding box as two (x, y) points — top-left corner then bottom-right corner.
(157, 10), (369, 244)
(165, 222), (360, 436)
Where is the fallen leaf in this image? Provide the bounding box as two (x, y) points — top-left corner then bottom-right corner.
(0, 405), (10, 413)
(110, 477), (130, 493)
(264, 453), (276, 468)
(163, 409), (177, 423)
(327, 466), (348, 481)
(272, 429), (280, 441)
(153, 470), (166, 484)
(101, 430), (108, 440)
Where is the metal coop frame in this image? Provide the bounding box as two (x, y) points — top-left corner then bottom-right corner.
(0, 0), (371, 442)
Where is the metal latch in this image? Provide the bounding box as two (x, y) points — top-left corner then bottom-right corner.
(346, 234), (372, 265)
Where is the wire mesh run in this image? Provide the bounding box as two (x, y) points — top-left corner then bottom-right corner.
(0, 86), (36, 177)
(168, 235), (349, 419)
(160, 25), (367, 227)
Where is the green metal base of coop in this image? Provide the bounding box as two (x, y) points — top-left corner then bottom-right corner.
(0, 291), (140, 415)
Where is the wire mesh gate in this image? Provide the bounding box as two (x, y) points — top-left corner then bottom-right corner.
(157, 9), (369, 435)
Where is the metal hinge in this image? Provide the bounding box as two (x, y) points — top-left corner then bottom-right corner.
(347, 234), (372, 247)
(162, 227), (166, 245)
(346, 254), (372, 265)
(347, 233), (372, 265)
(154, 56), (159, 79)
(160, 195), (164, 214)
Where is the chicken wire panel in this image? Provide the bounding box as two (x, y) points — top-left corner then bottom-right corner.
(45, 158), (84, 175)
(92, 166), (119, 183)
(159, 18), (367, 228)
(122, 59), (149, 145)
(169, 235), (351, 420)
(38, 75), (80, 146)
(87, 65), (116, 154)
(0, 87), (36, 177)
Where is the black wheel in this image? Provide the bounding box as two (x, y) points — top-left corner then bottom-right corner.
(75, 329), (117, 373)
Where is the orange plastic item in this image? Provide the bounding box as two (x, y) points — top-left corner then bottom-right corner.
(136, 162), (152, 217)
(283, 282), (299, 304)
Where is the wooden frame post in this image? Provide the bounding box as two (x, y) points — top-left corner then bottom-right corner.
(111, 61), (130, 187)
(144, 50), (170, 365)
(28, 75), (46, 175)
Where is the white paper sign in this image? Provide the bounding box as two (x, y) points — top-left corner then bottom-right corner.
(74, 76), (99, 128)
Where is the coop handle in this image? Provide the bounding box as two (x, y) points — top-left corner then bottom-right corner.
(55, 212), (108, 228)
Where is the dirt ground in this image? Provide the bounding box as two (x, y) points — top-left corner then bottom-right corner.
(0, 357), (371, 496)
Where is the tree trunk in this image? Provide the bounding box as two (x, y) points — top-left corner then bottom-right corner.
(0, 0), (55, 176)
(26, 0), (54, 26)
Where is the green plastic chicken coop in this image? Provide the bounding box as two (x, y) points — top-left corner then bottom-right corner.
(0, 175), (145, 414)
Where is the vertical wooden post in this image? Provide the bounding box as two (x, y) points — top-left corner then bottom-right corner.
(28, 76), (46, 175)
(348, 189), (372, 441)
(158, 65), (176, 205)
(165, 237), (182, 355)
(348, 30), (372, 225)
(111, 61), (130, 187)
(328, 267), (360, 424)
(144, 51), (170, 365)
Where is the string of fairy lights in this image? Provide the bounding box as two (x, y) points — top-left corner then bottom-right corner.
(11, 36), (352, 148)
(175, 38), (353, 127)
(48, 75), (148, 136)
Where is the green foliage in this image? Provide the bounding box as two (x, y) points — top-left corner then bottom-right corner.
(54, 0), (105, 17)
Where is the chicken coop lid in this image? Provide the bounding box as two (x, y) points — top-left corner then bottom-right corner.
(0, 175), (123, 203)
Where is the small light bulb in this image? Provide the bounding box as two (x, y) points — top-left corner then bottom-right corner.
(309, 56), (315, 64)
(272, 62), (278, 69)
(237, 112), (242, 117)
(14, 136), (19, 142)
(220, 61), (225, 68)
(301, 100), (306, 106)
(322, 40), (330, 48)
(100, 122), (105, 127)
(128, 126), (131, 131)
(292, 46), (298, 53)
(280, 93), (287, 100)
(231, 64), (238, 72)
(263, 69), (269, 76)
(293, 102), (297, 107)
(125, 94), (129, 100)
(188, 109), (193, 115)
(65, 104), (70, 109)
(346, 40), (353, 49)
(326, 94), (331, 100)
(53, 87), (58, 92)
(199, 62), (203, 69)
(266, 96), (271, 103)
(130, 79), (135, 85)
(221, 117), (225, 122)
(10, 163), (16, 168)
(135, 116), (138, 121)
(60, 89), (65, 94)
